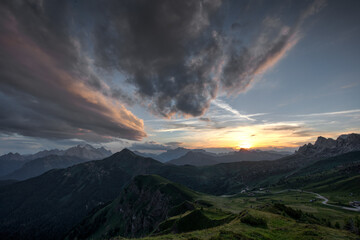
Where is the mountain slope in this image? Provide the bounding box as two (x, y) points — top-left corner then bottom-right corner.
(0, 149), (298, 240)
(65, 175), (198, 239)
(218, 148), (288, 163)
(278, 151), (360, 205)
(168, 151), (220, 166)
(156, 147), (190, 162)
(0, 153), (28, 176)
(3, 155), (87, 180)
(132, 148), (191, 162)
(167, 149), (288, 166)
(292, 151), (360, 177)
(25, 149), (65, 161)
(0, 149), (160, 240)
(0, 144), (112, 179)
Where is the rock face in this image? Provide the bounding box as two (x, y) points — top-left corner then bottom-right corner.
(297, 133), (360, 158)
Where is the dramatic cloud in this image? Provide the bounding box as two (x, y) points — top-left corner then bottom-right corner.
(91, 0), (222, 117)
(0, 1), (146, 141)
(88, 0), (326, 117)
(0, 0), (326, 143)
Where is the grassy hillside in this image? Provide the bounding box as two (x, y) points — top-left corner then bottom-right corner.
(278, 151), (360, 205)
(292, 151), (360, 177)
(72, 175), (360, 240)
(111, 206), (358, 240)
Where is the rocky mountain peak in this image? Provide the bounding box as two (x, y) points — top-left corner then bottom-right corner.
(297, 133), (360, 158)
(108, 148), (138, 161)
(314, 136), (337, 148)
(119, 148), (135, 155)
(0, 152), (24, 161)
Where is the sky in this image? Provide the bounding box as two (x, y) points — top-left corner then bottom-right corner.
(0, 0), (359, 155)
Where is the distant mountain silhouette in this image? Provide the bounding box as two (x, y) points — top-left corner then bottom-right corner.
(0, 144), (112, 178)
(134, 147), (191, 162)
(168, 151), (220, 166)
(0, 153), (28, 176)
(168, 149), (288, 166)
(3, 155), (87, 180)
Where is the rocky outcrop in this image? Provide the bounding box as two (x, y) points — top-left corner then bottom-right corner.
(296, 133), (360, 158)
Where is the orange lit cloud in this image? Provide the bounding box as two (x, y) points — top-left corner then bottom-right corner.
(0, 9), (146, 141)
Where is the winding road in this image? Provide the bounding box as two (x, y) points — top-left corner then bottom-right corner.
(221, 188), (360, 212)
(274, 189), (360, 212)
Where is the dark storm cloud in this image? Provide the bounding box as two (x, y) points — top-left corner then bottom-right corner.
(0, 1), (146, 141)
(89, 0), (326, 116)
(91, 0), (222, 117)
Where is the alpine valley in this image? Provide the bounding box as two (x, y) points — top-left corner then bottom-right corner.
(0, 134), (360, 240)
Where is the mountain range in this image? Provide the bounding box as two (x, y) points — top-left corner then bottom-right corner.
(0, 152), (28, 177)
(2, 155), (86, 181)
(0, 133), (359, 239)
(0, 144), (112, 180)
(168, 148), (289, 166)
(133, 147), (193, 162)
(135, 147), (290, 166)
(296, 133), (360, 158)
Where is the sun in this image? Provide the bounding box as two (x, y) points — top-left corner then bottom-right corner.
(237, 142), (252, 149)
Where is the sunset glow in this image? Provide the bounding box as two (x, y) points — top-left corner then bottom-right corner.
(0, 0), (358, 155)
(237, 143), (252, 149)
